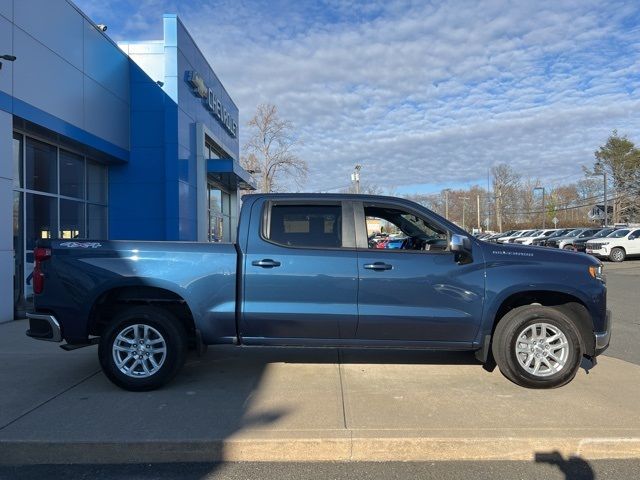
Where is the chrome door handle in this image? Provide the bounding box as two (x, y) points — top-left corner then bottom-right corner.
(252, 259), (281, 268)
(363, 262), (393, 271)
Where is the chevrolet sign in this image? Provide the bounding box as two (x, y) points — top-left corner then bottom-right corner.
(186, 70), (238, 138)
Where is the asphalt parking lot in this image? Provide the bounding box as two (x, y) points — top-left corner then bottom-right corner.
(599, 259), (640, 366)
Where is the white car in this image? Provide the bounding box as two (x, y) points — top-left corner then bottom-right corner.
(497, 230), (527, 244)
(585, 228), (640, 262)
(514, 229), (560, 245)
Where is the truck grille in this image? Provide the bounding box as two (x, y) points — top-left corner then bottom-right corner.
(588, 242), (605, 250)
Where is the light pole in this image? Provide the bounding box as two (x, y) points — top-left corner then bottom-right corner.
(594, 161), (608, 226)
(533, 186), (545, 228)
(351, 164), (361, 194)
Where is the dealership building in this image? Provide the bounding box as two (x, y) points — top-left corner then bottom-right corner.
(0, 0), (255, 322)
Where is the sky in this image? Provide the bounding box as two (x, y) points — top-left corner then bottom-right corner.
(75, 0), (640, 195)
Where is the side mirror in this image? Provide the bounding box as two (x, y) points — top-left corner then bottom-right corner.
(450, 234), (471, 253)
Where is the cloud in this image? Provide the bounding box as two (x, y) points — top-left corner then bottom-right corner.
(76, 0), (640, 193)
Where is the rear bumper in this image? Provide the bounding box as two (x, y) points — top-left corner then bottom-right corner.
(594, 309), (612, 356)
(26, 313), (62, 342)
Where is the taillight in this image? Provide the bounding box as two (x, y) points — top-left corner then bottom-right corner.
(33, 247), (51, 295)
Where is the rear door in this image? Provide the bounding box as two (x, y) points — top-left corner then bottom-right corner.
(353, 200), (485, 345)
(240, 199), (359, 343)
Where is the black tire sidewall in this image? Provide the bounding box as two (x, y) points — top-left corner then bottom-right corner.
(493, 306), (582, 389)
(98, 306), (187, 391)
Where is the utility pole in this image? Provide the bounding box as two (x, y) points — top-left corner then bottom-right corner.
(477, 194), (481, 231)
(351, 164), (361, 194)
(533, 186), (546, 228)
(444, 189), (451, 219)
(462, 196), (470, 231)
(495, 188), (502, 232)
(594, 161), (608, 226)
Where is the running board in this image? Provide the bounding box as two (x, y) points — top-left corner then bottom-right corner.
(60, 338), (99, 351)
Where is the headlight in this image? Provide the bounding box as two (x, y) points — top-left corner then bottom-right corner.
(588, 264), (605, 282)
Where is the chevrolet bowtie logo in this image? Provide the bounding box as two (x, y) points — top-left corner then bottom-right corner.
(186, 71), (208, 99)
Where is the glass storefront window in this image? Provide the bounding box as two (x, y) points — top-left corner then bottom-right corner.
(87, 204), (108, 239)
(60, 199), (85, 239)
(26, 138), (58, 194)
(25, 194), (58, 251)
(14, 132), (109, 309)
(87, 161), (107, 203)
(13, 133), (22, 188)
(60, 149), (85, 199)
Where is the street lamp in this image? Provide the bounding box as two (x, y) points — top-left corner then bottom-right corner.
(594, 161), (608, 226)
(533, 186), (545, 229)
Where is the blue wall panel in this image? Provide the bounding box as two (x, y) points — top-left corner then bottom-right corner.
(108, 62), (179, 241)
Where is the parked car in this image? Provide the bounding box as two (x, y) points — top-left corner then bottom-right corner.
(574, 228), (617, 253)
(514, 229), (558, 245)
(548, 228), (602, 250)
(586, 228), (640, 262)
(26, 193), (610, 391)
(497, 230), (526, 243)
(531, 229), (573, 247)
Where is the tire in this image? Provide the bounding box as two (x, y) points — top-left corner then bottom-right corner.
(609, 247), (625, 262)
(563, 244), (574, 251)
(492, 305), (582, 389)
(98, 305), (188, 391)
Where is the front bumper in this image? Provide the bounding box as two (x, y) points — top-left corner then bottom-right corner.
(594, 309), (612, 356)
(26, 313), (62, 342)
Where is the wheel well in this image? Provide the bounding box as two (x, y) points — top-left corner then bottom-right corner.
(493, 291), (595, 355)
(88, 286), (196, 340)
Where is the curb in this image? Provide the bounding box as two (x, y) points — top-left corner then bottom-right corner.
(2, 437), (640, 464)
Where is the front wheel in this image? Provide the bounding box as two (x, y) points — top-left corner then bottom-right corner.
(98, 306), (188, 391)
(609, 247), (625, 262)
(492, 305), (582, 388)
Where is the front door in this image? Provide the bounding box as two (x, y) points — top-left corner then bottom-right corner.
(241, 200), (359, 343)
(354, 201), (485, 345)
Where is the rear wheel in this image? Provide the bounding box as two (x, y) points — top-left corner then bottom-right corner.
(563, 244), (574, 251)
(609, 247), (625, 262)
(492, 305), (582, 388)
(98, 305), (187, 391)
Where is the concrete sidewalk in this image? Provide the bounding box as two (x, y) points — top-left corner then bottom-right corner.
(1, 319), (639, 464)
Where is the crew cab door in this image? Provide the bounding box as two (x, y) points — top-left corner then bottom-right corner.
(353, 200), (485, 345)
(240, 199), (358, 343)
(628, 229), (640, 254)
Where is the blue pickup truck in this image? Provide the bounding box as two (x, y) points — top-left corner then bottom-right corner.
(26, 194), (611, 391)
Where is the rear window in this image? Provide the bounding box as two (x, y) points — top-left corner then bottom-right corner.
(267, 204), (342, 248)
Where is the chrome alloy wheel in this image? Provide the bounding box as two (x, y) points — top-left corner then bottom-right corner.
(112, 324), (167, 378)
(514, 323), (569, 377)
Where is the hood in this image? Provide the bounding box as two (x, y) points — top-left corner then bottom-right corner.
(480, 240), (599, 266)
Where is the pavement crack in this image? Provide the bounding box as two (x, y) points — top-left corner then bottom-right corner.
(0, 369), (101, 433)
(337, 348), (349, 430)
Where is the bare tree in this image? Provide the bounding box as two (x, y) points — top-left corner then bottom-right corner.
(242, 104), (308, 193)
(492, 164), (521, 231)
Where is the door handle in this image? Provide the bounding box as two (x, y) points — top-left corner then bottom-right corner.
(252, 259), (281, 268)
(363, 262), (393, 271)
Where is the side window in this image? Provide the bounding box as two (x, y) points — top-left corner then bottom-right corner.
(364, 204), (448, 252)
(266, 204), (342, 248)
